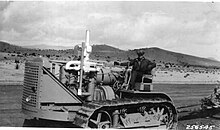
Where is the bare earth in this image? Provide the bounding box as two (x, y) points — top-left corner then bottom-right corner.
(1, 84), (220, 130)
(1, 61), (220, 129)
(0, 61), (24, 85)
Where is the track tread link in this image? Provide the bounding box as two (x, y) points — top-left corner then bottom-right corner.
(73, 97), (177, 128)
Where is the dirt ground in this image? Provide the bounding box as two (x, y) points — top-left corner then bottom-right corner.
(1, 84), (220, 130)
(1, 61), (220, 129)
(0, 85), (24, 127)
(0, 61), (24, 84)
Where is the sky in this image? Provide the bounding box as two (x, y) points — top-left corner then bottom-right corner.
(0, 1), (220, 60)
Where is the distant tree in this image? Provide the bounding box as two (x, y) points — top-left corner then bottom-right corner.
(17, 54), (23, 57)
(46, 54), (50, 58)
(31, 53), (36, 56)
(23, 53), (27, 57)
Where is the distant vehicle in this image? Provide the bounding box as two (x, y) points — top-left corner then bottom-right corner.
(201, 83), (220, 110)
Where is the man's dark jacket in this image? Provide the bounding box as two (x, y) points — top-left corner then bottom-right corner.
(119, 57), (156, 75)
(130, 57), (156, 74)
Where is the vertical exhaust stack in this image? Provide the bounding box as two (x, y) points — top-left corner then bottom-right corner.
(78, 30), (91, 95)
(84, 30), (92, 61)
(85, 30), (90, 44)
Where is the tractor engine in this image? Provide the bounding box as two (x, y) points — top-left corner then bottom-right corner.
(60, 60), (124, 101)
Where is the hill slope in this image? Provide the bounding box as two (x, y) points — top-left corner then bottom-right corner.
(0, 41), (25, 52)
(92, 44), (123, 52)
(91, 46), (220, 68)
(22, 44), (73, 50)
(0, 41), (220, 68)
(136, 47), (220, 68)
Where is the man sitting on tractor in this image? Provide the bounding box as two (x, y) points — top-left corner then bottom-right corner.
(115, 50), (156, 90)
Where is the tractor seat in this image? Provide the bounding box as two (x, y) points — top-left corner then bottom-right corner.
(134, 74), (153, 91)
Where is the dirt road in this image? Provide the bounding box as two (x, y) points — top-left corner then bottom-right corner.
(0, 85), (24, 126)
(1, 84), (220, 130)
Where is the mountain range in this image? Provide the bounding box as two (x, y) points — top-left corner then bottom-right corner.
(22, 44), (73, 50)
(0, 41), (220, 68)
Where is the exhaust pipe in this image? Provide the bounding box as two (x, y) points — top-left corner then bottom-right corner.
(78, 30), (90, 95)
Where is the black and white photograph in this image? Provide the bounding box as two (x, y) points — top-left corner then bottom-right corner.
(0, 1), (220, 130)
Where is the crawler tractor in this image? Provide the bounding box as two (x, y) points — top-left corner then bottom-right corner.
(22, 30), (177, 129)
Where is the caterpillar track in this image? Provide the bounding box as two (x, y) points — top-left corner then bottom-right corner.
(74, 97), (177, 129)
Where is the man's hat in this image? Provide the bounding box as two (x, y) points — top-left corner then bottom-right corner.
(136, 50), (145, 56)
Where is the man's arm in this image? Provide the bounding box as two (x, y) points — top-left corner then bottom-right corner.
(114, 59), (135, 66)
(148, 61), (156, 70)
(141, 59), (156, 74)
